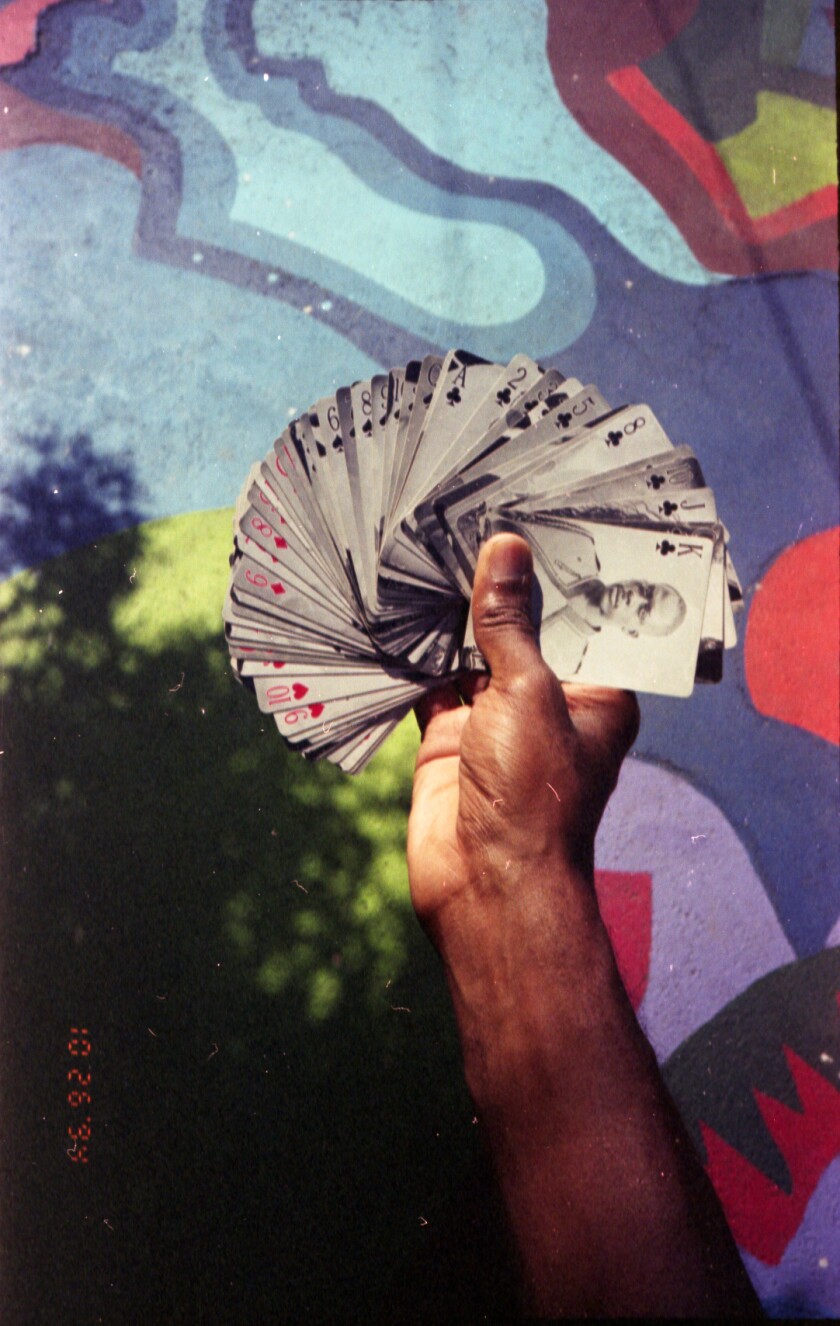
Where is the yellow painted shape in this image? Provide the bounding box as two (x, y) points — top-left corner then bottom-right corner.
(716, 91), (837, 217)
(109, 508), (234, 647)
(0, 509), (234, 669)
(0, 512), (423, 1021)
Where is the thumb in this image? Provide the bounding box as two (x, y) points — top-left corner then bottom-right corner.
(471, 533), (544, 686)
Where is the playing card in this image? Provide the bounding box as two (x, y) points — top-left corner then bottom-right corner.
(455, 404), (672, 568)
(223, 353), (739, 771)
(409, 379), (607, 594)
(389, 349), (505, 521)
(384, 354), (444, 535)
(347, 374), (390, 611)
(465, 513), (714, 696)
(378, 349), (507, 592)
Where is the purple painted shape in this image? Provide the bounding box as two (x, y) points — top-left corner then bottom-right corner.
(740, 1156), (840, 1318)
(595, 758), (795, 1060)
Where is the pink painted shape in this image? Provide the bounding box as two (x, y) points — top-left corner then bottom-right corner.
(0, 0), (70, 68)
(0, 80), (143, 177)
(746, 528), (840, 746)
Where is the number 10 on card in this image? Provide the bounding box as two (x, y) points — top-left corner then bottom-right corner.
(67, 1026), (91, 1163)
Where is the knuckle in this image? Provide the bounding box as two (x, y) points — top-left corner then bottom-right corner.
(507, 665), (553, 708)
(477, 594), (535, 637)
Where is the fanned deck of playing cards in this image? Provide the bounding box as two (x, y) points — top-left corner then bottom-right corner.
(224, 350), (742, 773)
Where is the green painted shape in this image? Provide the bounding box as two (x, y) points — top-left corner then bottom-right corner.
(716, 90), (838, 217)
(1, 512), (513, 1316)
(112, 508), (235, 648)
(761, 0), (812, 66)
(0, 509), (423, 1018)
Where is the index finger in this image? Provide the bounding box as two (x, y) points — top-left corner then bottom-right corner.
(414, 681), (462, 738)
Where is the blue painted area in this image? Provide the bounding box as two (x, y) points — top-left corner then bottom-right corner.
(741, 1157), (840, 1317)
(799, 0), (836, 77)
(157, 2), (595, 353)
(250, 0), (721, 287)
(0, 147), (379, 573)
(564, 268), (839, 955)
(0, 432), (144, 575)
(7, 0), (599, 359)
(638, 655), (839, 957)
(597, 759), (795, 1059)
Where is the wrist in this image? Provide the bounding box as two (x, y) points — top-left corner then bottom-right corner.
(438, 854), (627, 1119)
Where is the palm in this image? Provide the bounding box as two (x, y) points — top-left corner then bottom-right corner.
(408, 679), (639, 937)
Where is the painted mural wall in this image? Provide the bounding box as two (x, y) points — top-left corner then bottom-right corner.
(0, 0), (837, 1319)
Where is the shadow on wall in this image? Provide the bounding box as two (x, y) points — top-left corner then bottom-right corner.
(0, 431), (145, 577)
(0, 435), (518, 1323)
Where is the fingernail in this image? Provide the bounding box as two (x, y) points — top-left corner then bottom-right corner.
(489, 536), (532, 588)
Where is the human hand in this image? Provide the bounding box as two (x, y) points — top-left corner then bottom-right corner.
(406, 536), (762, 1320)
(407, 533), (639, 956)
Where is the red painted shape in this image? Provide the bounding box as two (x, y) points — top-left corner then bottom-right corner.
(592, 869), (652, 1011)
(0, 81), (142, 177)
(745, 528), (840, 746)
(0, 0), (68, 66)
(701, 1048), (840, 1264)
(607, 66), (746, 223)
(544, 0), (700, 75)
(544, 0), (838, 275)
(751, 185), (838, 244)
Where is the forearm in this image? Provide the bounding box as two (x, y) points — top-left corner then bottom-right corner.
(442, 854), (762, 1319)
(411, 539), (761, 1315)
